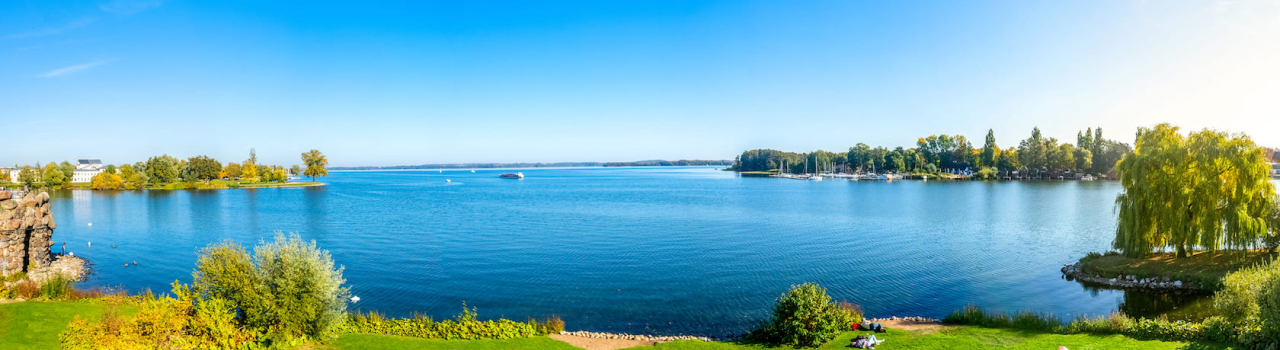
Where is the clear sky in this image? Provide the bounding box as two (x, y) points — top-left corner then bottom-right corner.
(3, 0), (1278, 167)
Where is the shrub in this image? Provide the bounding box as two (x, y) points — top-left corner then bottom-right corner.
(838, 301), (864, 324)
(13, 280), (39, 299)
(746, 283), (856, 347)
(60, 282), (261, 350)
(1215, 259), (1279, 331)
(541, 315), (565, 335)
(39, 274), (73, 299)
(193, 232), (349, 340)
(337, 304), (554, 340)
(949, 305), (1235, 344)
(973, 167), (998, 180)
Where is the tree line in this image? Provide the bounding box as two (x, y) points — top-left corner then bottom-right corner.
(1, 149), (328, 190)
(732, 126), (1134, 176)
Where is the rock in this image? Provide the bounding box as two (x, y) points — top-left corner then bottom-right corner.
(0, 200), (14, 210)
(36, 192), (48, 203)
(0, 209), (10, 221)
(0, 191), (10, 200)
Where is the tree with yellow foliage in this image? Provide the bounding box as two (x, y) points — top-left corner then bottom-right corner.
(241, 148), (259, 183)
(90, 171), (123, 190)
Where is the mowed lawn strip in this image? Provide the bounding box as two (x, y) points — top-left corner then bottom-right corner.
(626, 328), (1240, 350)
(0, 301), (137, 350)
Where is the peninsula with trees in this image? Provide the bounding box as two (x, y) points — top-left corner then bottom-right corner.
(0, 149), (330, 191)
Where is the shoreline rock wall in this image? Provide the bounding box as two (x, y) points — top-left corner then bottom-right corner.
(1061, 262), (1203, 291)
(0, 190), (56, 276)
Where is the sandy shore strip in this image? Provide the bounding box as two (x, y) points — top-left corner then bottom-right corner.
(549, 334), (657, 350)
(864, 316), (951, 333)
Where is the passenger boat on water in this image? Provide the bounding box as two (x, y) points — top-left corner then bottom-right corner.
(500, 172), (524, 179)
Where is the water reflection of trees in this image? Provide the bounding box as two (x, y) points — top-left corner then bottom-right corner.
(1074, 280), (1213, 321)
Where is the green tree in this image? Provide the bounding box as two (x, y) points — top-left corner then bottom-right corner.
(981, 129), (999, 168)
(186, 156), (222, 184)
(998, 147), (1020, 171)
(1114, 124), (1276, 258)
(105, 164), (116, 174)
(1051, 143), (1075, 171)
(59, 161), (75, 181)
(848, 143), (872, 172)
(146, 155), (181, 184)
(17, 165), (39, 188)
(290, 164), (301, 176)
(41, 162), (66, 188)
(1073, 147), (1093, 172)
(1018, 127), (1049, 170)
(301, 149), (328, 182)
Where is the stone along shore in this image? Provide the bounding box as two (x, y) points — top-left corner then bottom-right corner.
(1061, 262), (1203, 291)
(558, 331), (717, 342)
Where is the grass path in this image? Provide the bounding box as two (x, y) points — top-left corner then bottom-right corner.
(0, 301), (135, 350)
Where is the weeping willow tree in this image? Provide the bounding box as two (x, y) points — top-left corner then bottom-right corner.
(1114, 124), (1276, 258)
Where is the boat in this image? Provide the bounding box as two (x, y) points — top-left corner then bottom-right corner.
(500, 172), (524, 179)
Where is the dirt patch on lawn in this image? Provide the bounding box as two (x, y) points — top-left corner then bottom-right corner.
(548, 334), (657, 350)
(866, 317), (954, 334)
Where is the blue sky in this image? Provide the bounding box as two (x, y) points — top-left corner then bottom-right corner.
(3, 0), (1277, 167)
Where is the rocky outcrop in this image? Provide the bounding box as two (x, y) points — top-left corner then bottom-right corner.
(0, 190), (57, 276)
(1061, 262), (1202, 291)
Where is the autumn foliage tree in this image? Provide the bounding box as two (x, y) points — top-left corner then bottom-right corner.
(301, 150), (328, 182)
(90, 171), (123, 190)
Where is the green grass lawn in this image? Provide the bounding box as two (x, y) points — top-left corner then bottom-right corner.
(0, 300), (1240, 350)
(331, 334), (582, 350)
(629, 328), (1238, 350)
(1079, 250), (1276, 290)
(0, 301), (137, 350)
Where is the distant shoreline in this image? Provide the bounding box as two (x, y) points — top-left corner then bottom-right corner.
(331, 160), (731, 171)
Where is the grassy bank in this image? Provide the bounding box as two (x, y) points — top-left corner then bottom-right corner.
(1078, 250), (1277, 290)
(0, 301), (137, 350)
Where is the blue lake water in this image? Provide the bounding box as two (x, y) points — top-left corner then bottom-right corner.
(46, 167), (1209, 336)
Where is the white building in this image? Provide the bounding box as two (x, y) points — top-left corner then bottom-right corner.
(72, 159), (105, 183)
(1271, 163), (1280, 177)
(0, 167), (16, 182)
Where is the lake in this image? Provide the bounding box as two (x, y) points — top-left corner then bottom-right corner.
(47, 167), (1214, 336)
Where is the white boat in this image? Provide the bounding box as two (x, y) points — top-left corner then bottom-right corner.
(500, 172), (524, 179)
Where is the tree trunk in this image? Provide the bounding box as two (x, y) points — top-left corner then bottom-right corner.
(1176, 243), (1188, 258)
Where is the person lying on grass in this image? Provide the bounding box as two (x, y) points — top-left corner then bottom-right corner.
(851, 334), (885, 349)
